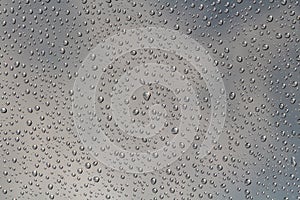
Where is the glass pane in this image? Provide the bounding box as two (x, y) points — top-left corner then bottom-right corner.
(0, 0), (299, 199)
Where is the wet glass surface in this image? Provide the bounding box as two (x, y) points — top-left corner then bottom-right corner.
(0, 0), (299, 199)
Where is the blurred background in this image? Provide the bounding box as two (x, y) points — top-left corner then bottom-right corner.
(0, 0), (299, 199)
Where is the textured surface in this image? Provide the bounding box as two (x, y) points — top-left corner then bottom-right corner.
(0, 0), (299, 199)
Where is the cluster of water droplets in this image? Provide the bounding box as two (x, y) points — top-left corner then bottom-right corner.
(0, 0), (299, 199)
